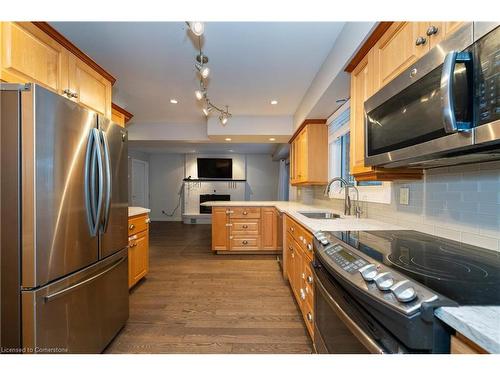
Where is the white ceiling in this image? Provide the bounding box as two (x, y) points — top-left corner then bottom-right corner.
(129, 141), (282, 154)
(51, 22), (345, 125)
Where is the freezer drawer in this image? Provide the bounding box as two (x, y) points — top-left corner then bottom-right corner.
(21, 249), (129, 353)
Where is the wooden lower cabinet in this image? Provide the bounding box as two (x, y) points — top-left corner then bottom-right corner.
(284, 214), (315, 341)
(211, 206), (282, 254)
(128, 213), (149, 289)
(450, 333), (488, 354)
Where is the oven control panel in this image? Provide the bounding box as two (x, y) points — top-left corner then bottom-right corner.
(313, 231), (439, 316)
(324, 244), (368, 273)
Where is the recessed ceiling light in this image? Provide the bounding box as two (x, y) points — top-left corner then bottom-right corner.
(269, 137), (276, 141)
(228, 149), (234, 152)
(170, 99), (178, 104)
(225, 138), (232, 141)
(270, 100), (278, 105)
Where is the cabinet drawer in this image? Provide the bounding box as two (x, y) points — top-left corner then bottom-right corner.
(230, 237), (261, 251)
(128, 214), (149, 236)
(231, 219), (260, 235)
(230, 207), (261, 219)
(297, 228), (314, 260)
(303, 260), (314, 307)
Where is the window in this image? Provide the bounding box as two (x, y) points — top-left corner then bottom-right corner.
(327, 100), (391, 204)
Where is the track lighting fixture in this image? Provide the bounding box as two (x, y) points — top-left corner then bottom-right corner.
(187, 22), (205, 37)
(186, 21), (232, 125)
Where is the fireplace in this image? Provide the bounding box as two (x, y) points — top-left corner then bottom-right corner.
(199, 194), (230, 214)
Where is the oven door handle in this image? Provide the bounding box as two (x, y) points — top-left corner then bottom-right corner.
(312, 267), (386, 354)
(440, 50), (472, 133)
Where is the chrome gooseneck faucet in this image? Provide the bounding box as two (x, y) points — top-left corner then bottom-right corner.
(324, 177), (362, 218)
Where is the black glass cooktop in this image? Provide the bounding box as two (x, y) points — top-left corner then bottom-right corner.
(330, 230), (500, 305)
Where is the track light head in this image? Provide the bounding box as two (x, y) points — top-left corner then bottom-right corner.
(196, 63), (210, 79)
(187, 22), (205, 37)
(202, 104), (212, 117)
(195, 89), (206, 101)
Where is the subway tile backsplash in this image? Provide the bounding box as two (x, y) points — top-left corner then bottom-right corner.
(307, 160), (500, 251)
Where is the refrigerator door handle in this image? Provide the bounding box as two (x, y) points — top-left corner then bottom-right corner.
(100, 130), (112, 233)
(92, 128), (105, 236)
(84, 130), (97, 236)
(43, 256), (127, 303)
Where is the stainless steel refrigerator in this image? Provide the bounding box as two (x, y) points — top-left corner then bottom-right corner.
(1, 83), (129, 353)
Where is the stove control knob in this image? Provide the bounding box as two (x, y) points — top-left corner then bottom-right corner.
(390, 280), (417, 303)
(373, 272), (394, 291)
(358, 264), (378, 281)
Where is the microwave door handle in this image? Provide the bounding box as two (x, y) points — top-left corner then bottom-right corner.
(441, 51), (472, 133)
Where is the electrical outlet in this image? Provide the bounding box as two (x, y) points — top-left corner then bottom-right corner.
(399, 187), (410, 205)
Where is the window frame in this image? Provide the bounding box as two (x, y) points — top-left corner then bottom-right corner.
(327, 100), (392, 205)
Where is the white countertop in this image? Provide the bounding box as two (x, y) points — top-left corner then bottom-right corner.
(201, 200), (405, 232)
(435, 306), (500, 353)
(128, 207), (151, 217)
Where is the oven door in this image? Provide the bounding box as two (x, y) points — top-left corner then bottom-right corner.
(313, 263), (408, 354)
(364, 23), (474, 168)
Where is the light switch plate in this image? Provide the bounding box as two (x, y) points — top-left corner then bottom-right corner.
(399, 187), (410, 205)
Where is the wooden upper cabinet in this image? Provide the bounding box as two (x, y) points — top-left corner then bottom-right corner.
(211, 207), (229, 252)
(111, 103), (133, 127)
(350, 50), (375, 176)
(289, 120), (328, 186)
(0, 22), (114, 119)
(0, 22), (68, 94)
(425, 22), (465, 49)
(372, 22), (429, 90)
(68, 53), (112, 118)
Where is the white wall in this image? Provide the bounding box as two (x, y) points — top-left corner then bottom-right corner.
(148, 152), (280, 221)
(148, 154), (185, 221)
(207, 115), (293, 138)
(245, 154), (280, 201)
(128, 150), (150, 205)
(308, 161), (500, 251)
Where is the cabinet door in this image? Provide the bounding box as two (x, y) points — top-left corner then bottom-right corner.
(350, 50), (375, 175)
(0, 22), (68, 94)
(286, 239), (295, 289)
(128, 230), (149, 288)
(68, 53), (112, 118)
(293, 241), (304, 307)
(297, 129), (308, 183)
(373, 22), (429, 89)
(426, 22), (465, 49)
(261, 208), (278, 250)
(211, 207), (229, 251)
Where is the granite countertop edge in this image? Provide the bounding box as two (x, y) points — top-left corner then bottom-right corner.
(434, 306), (500, 353)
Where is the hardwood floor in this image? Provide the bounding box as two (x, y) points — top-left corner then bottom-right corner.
(105, 222), (313, 354)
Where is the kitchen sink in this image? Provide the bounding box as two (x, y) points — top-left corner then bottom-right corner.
(298, 211), (341, 220)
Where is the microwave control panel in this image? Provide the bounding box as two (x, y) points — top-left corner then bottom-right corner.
(476, 25), (499, 125)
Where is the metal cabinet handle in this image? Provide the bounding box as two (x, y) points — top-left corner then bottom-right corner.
(306, 312), (313, 322)
(242, 211), (248, 215)
(426, 25), (439, 36)
(242, 240), (248, 245)
(307, 275), (313, 284)
(145, 218), (151, 224)
(410, 68), (418, 78)
(290, 227), (294, 232)
(307, 243), (313, 251)
(299, 235), (304, 241)
(415, 36), (427, 46)
(226, 210), (234, 214)
(129, 224), (135, 230)
(63, 88), (78, 98)
(242, 225), (248, 229)
(225, 223), (233, 227)
(300, 288), (306, 300)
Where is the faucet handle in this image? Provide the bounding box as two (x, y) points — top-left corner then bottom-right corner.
(355, 205), (363, 218)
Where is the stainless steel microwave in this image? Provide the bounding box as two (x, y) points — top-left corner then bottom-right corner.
(364, 22), (500, 168)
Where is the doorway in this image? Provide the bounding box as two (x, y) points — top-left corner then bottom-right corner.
(131, 158), (149, 208)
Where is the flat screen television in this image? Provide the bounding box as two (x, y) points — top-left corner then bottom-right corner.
(197, 158), (233, 179)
